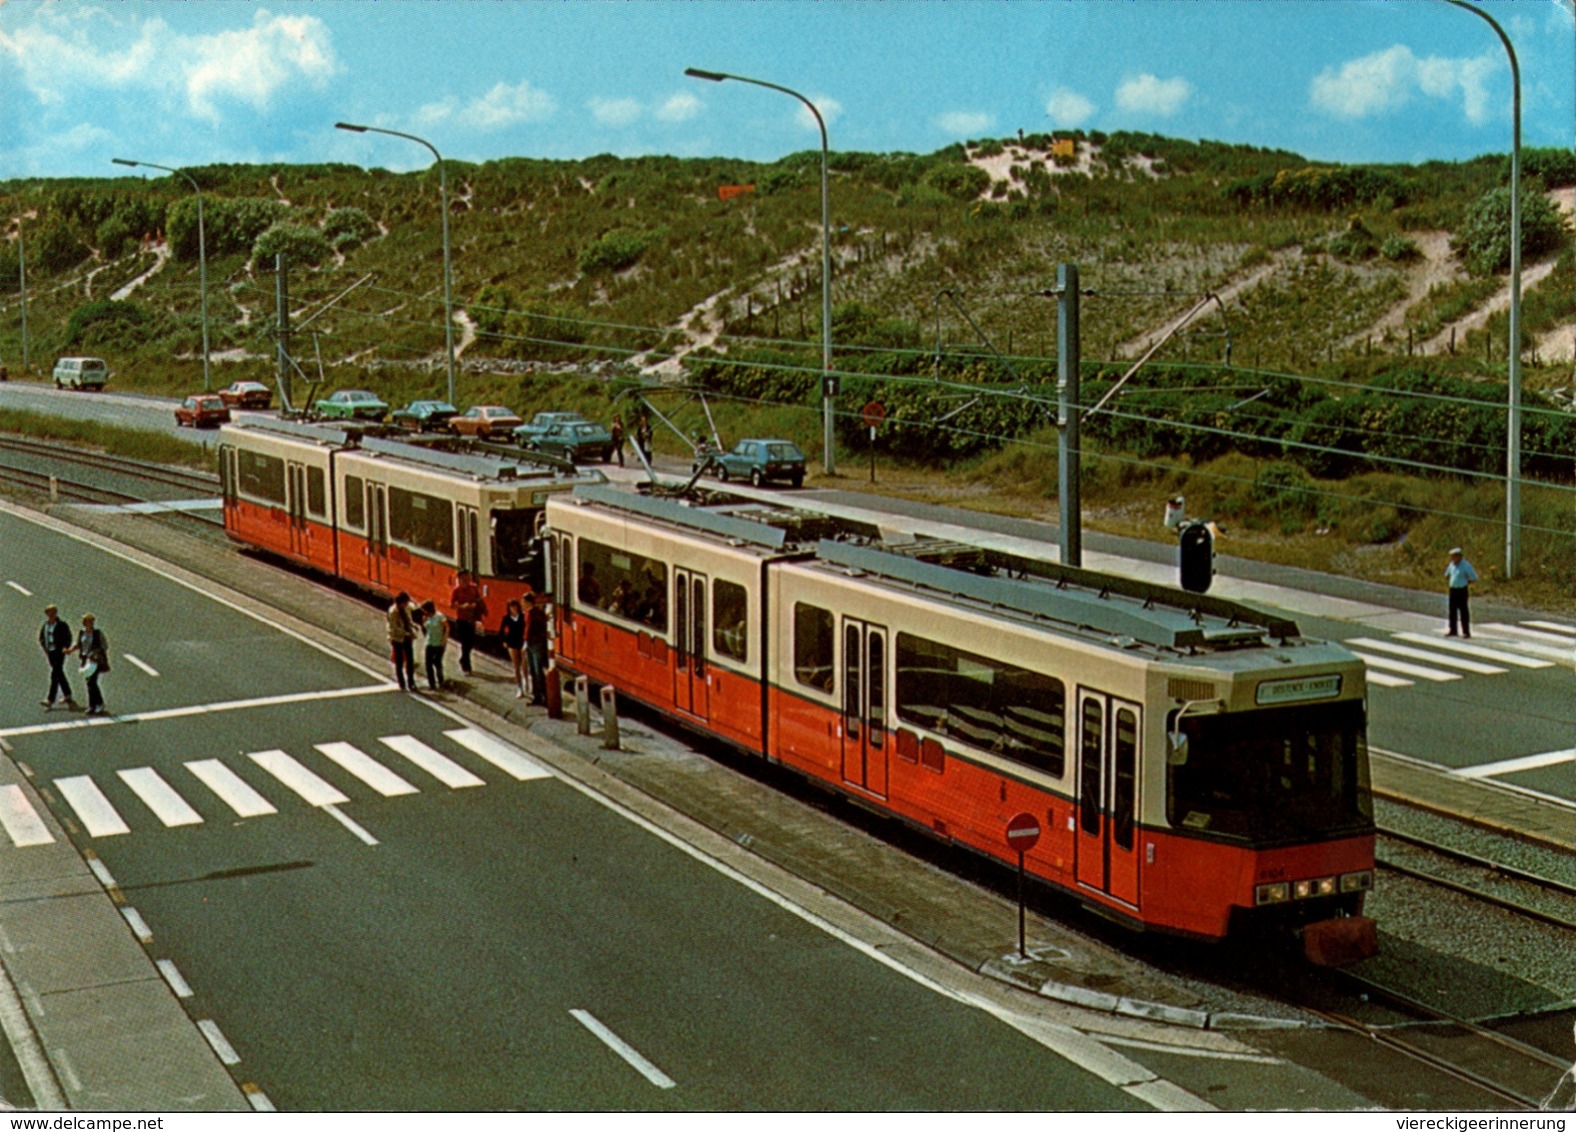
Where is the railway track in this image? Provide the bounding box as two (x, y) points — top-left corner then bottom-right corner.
(1376, 828), (1576, 933)
(0, 434), (222, 529)
(0, 434), (218, 495)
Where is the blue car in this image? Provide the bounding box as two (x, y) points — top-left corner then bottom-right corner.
(704, 438), (807, 488)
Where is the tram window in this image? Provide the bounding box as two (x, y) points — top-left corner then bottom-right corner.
(1167, 701), (1370, 843)
(1080, 699), (1103, 834)
(868, 633), (885, 746)
(895, 633), (1065, 777)
(238, 450), (285, 505)
(713, 580), (748, 662)
(344, 476), (365, 529)
(793, 603), (834, 693)
(1113, 707), (1137, 851)
(492, 510), (541, 581)
(576, 538), (667, 631)
(389, 486), (455, 557)
(307, 467), (326, 518)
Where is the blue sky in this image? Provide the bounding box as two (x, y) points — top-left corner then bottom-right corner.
(1, 0), (1571, 180)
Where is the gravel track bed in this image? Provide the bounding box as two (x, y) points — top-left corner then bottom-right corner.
(1377, 798), (1576, 890)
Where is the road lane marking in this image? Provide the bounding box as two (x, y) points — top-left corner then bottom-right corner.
(243, 1084), (276, 1113)
(314, 742), (419, 797)
(378, 734), (485, 789)
(0, 683), (399, 739)
(54, 776), (130, 837)
(121, 907), (153, 943)
(121, 653), (160, 677)
(323, 805), (378, 846)
(156, 959), (193, 998)
(1346, 638), (1506, 675)
(1362, 670), (1413, 689)
(77, 498), (221, 514)
(1453, 749), (1576, 779)
(1480, 622), (1576, 647)
(5, 581), (32, 596)
(569, 1009), (676, 1089)
(1525, 621), (1576, 636)
(118, 768), (203, 827)
(1348, 652), (1460, 682)
(1393, 632), (1553, 668)
(185, 760), (278, 818)
(444, 728), (552, 781)
(85, 856), (116, 890)
(0, 785), (54, 847)
(197, 1020), (241, 1065)
(248, 751), (349, 807)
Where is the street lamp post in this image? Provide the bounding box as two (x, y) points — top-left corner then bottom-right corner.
(336, 122), (456, 406)
(1442, 0), (1522, 580)
(113, 159), (209, 390)
(686, 67), (836, 475)
(13, 212), (27, 374)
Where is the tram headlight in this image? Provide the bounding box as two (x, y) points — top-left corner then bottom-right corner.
(1255, 882), (1290, 905)
(1340, 869), (1374, 893)
(1293, 879), (1313, 900)
(1316, 876), (1339, 897)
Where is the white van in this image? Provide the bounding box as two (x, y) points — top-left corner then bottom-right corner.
(53, 357), (110, 390)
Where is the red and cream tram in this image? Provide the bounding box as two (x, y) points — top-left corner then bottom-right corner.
(547, 485), (1376, 953)
(219, 418), (600, 630)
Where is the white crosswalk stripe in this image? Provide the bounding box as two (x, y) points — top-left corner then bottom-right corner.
(444, 729), (552, 781)
(249, 750), (349, 807)
(54, 776), (130, 838)
(379, 735), (485, 789)
(1392, 632), (1553, 668)
(314, 742), (420, 797)
(1362, 670), (1413, 689)
(119, 768), (203, 827)
(186, 759), (278, 818)
(1349, 652), (1460, 682)
(1481, 622), (1576, 646)
(1525, 621), (1576, 637)
(1347, 638), (1506, 675)
(0, 785), (54, 847)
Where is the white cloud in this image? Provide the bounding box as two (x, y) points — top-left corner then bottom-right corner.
(795, 97), (842, 133)
(1045, 88), (1097, 128)
(418, 80), (557, 131)
(935, 110), (993, 136)
(1115, 74), (1193, 117)
(0, 7), (338, 122)
(655, 92), (702, 123)
(589, 97), (643, 127)
(1310, 45), (1500, 125)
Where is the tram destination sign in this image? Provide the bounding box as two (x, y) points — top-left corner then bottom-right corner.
(1255, 673), (1342, 706)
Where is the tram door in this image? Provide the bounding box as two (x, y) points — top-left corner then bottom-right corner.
(365, 482), (389, 587)
(456, 505), (480, 578)
(673, 569), (709, 720)
(219, 447), (238, 518)
(840, 619), (888, 798)
(551, 533), (576, 665)
(285, 462), (309, 558)
(1074, 691), (1142, 907)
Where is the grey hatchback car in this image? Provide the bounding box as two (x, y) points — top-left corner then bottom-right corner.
(707, 439), (806, 487)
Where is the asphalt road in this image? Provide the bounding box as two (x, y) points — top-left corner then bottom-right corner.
(0, 507), (1152, 1110)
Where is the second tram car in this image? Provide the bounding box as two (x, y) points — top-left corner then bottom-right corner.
(547, 485), (1376, 950)
(219, 418), (600, 631)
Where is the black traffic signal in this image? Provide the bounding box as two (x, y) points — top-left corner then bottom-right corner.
(1178, 521), (1214, 594)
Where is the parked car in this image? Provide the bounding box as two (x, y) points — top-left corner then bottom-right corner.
(513, 410), (590, 446)
(449, 405), (524, 439)
(217, 380), (273, 410)
(520, 419), (615, 463)
(315, 389), (389, 421)
(706, 438), (807, 487)
(390, 400), (459, 430)
(173, 394), (231, 429)
(52, 357), (109, 390)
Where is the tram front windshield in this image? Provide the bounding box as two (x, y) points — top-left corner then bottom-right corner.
(490, 509), (542, 581)
(1168, 700), (1370, 844)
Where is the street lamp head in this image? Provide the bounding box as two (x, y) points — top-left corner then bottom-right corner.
(335, 121), (368, 133)
(111, 158), (140, 168)
(684, 67), (728, 83)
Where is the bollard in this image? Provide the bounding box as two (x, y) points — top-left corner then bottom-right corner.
(545, 665), (563, 720)
(574, 676), (591, 735)
(599, 685), (619, 751)
(49, 475), (58, 502)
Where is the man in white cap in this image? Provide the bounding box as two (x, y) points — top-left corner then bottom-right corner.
(1444, 547), (1478, 638)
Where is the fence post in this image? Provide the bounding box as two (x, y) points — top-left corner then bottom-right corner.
(574, 676), (590, 735)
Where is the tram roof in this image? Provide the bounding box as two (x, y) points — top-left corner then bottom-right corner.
(568, 484), (882, 550)
(816, 540), (1298, 653)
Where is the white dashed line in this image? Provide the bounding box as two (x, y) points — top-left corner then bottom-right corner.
(156, 959), (193, 998)
(121, 654), (160, 677)
(570, 1009), (676, 1089)
(5, 581), (32, 596)
(1454, 749), (1576, 779)
(197, 1020), (241, 1065)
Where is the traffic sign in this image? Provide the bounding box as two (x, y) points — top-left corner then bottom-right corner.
(861, 400), (887, 429)
(1005, 812), (1041, 853)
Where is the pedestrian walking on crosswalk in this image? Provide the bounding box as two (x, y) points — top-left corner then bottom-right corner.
(1444, 547), (1479, 638)
(73, 613), (111, 715)
(37, 604), (77, 710)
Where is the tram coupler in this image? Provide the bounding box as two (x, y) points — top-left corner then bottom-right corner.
(545, 666), (563, 720)
(1303, 915), (1378, 966)
(574, 676), (591, 735)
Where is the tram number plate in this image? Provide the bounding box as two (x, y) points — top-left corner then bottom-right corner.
(1255, 674), (1341, 706)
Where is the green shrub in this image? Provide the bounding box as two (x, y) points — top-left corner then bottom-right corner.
(251, 223), (332, 269)
(323, 207), (377, 250)
(578, 228), (654, 273)
(1453, 181), (1572, 275)
(922, 163), (990, 202)
(1380, 235), (1421, 262)
(169, 196), (289, 261)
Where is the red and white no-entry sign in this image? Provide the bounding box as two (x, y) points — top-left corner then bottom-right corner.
(1005, 812), (1041, 853)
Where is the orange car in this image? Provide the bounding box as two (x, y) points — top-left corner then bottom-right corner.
(174, 394), (231, 429)
(449, 405), (524, 440)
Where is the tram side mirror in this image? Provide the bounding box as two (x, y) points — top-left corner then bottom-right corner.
(1167, 730), (1189, 766)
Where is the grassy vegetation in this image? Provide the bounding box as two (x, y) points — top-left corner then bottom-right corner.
(0, 408), (213, 468)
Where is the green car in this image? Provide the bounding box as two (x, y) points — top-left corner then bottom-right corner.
(315, 389), (389, 421)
